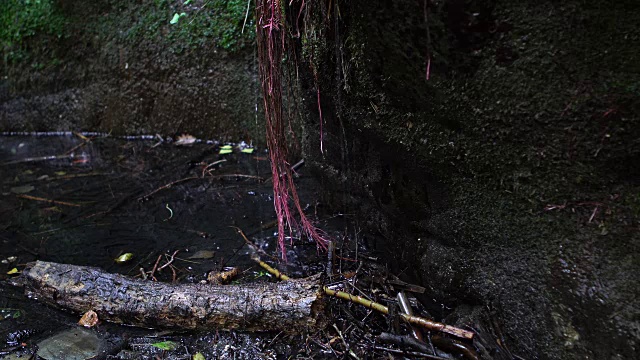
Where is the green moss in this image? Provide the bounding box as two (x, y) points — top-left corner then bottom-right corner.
(96, 0), (254, 53)
(0, 0), (67, 65)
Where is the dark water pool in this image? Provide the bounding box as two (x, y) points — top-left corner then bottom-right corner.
(0, 134), (354, 359)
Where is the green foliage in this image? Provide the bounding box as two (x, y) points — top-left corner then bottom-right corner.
(169, 0), (254, 50)
(0, 0), (67, 64)
(151, 340), (178, 351)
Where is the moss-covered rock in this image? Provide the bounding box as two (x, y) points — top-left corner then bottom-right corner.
(295, 0), (639, 358)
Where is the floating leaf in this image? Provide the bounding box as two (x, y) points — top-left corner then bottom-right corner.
(240, 148), (254, 154)
(193, 353), (205, 360)
(114, 253), (134, 263)
(151, 341), (178, 351)
(7, 268), (19, 275)
(175, 134), (197, 146)
(10, 185), (35, 194)
(188, 250), (215, 260)
(220, 145), (233, 150)
(219, 149), (233, 155)
(54, 171), (66, 176)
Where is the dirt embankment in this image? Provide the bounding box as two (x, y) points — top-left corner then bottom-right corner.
(295, 1), (640, 359)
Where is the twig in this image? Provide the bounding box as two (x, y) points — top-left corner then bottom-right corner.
(231, 226), (279, 261)
(140, 268), (148, 280)
(1, 154), (73, 166)
(148, 255), (163, 281)
(241, 0), (252, 33)
(201, 159), (227, 177)
(138, 176), (200, 200)
(16, 194), (81, 207)
(431, 335), (479, 360)
(327, 240), (335, 277)
(208, 174), (265, 181)
(158, 250), (180, 271)
(397, 291), (424, 341)
(170, 264), (178, 283)
(588, 206), (599, 223)
(252, 256), (290, 281)
(332, 324), (360, 360)
(378, 332), (432, 355)
(252, 256), (474, 340)
(64, 133), (93, 155)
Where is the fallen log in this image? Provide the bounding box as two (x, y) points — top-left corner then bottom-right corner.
(15, 261), (325, 332)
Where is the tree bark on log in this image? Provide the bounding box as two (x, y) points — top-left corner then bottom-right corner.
(17, 261), (325, 332)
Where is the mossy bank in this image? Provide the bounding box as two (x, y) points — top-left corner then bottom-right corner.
(1, 0), (261, 141)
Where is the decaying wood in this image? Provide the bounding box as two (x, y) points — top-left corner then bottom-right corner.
(17, 261), (325, 332)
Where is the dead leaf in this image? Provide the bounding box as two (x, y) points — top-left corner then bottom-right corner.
(207, 267), (240, 285)
(175, 134), (197, 146)
(188, 250), (215, 260)
(78, 310), (99, 327)
(10, 185), (35, 194)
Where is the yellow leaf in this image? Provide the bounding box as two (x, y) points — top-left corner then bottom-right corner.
(114, 253), (134, 263)
(7, 268), (19, 275)
(219, 149), (233, 155)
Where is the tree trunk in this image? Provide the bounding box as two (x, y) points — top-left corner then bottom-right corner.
(17, 261), (325, 332)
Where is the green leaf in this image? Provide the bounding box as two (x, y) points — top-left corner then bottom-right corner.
(7, 268), (19, 275)
(114, 253), (134, 263)
(193, 353), (205, 360)
(170, 13), (181, 24)
(151, 341), (178, 351)
(220, 145), (233, 150)
(184, 0), (192, 4)
(240, 148), (254, 154)
(219, 149), (233, 155)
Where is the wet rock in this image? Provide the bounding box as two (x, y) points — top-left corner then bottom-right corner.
(36, 327), (100, 360)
